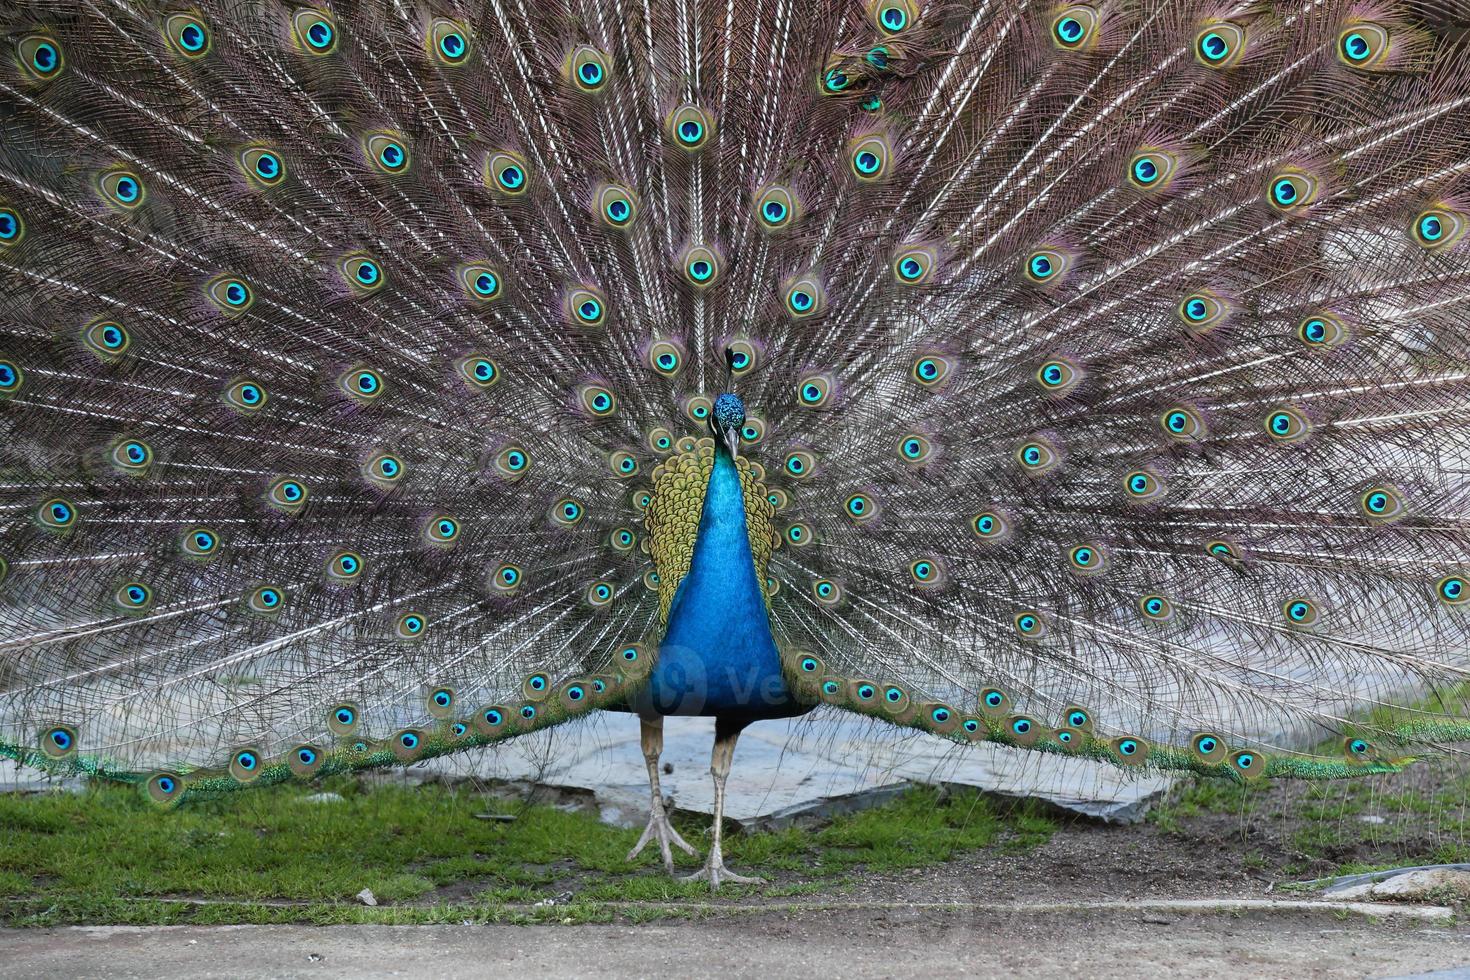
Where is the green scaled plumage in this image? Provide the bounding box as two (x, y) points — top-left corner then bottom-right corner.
(1, 0), (1469, 843)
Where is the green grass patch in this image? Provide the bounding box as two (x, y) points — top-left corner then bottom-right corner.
(0, 781), (1054, 926)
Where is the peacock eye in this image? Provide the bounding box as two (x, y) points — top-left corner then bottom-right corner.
(1206, 539), (1243, 564)
(908, 557), (945, 587)
(551, 498), (586, 527)
(114, 581), (154, 611)
(646, 340), (684, 377)
(783, 275), (826, 318)
(398, 613), (427, 639)
(754, 185), (799, 230)
(1050, 5), (1099, 49)
(326, 550), (364, 582)
(912, 353), (954, 388)
(495, 445), (531, 480)
(1264, 406), (1310, 443)
(428, 18), (471, 65)
(490, 563), (523, 594)
(567, 45), (611, 92)
(1013, 611), (1047, 639)
(844, 492), (878, 523)
(485, 150), (530, 195)
(1066, 542), (1108, 575)
(147, 772), (183, 804)
(98, 168), (145, 209)
(971, 510), (1011, 541)
(684, 395), (713, 424)
(81, 319), (131, 361)
(340, 253), (384, 293)
(266, 476), (309, 514)
(164, 14), (210, 58)
(246, 585), (285, 615)
(681, 246), (721, 288)
(585, 580), (614, 608)
(17, 33), (64, 81)
(870, 0), (917, 35)
(812, 579), (842, 604)
(206, 275), (255, 315)
(457, 355), (500, 390)
(1160, 405), (1206, 441)
(1034, 358), (1080, 395)
(1337, 22), (1390, 69)
(1411, 207), (1466, 251)
(579, 384), (617, 417)
(1191, 733), (1225, 763)
(796, 373), (833, 408)
(224, 379), (267, 412)
(566, 287), (607, 327)
(364, 133), (410, 174)
(1267, 170), (1320, 212)
(897, 433), (933, 464)
(667, 104), (714, 149)
(784, 522), (813, 547)
(608, 449), (639, 478)
(848, 134), (891, 181)
(422, 514), (461, 547)
(1123, 467), (1166, 502)
(110, 438), (153, 474)
(339, 366), (384, 402)
(592, 182), (639, 229)
(1016, 436), (1060, 475)
(181, 526), (220, 559)
(1283, 597), (1321, 628)
(240, 146), (286, 187)
(767, 488), (790, 512)
(1127, 149), (1179, 191)
(292, 9), (338, 53)
(39, 725), (78, 759)
(38, 497), (77, 531)
(0, 208), (25, 248)
(1194, 22), (1247, 68)
(1359, 485), (1407, 523)
(1437, 574), (1468, 606)
(892, 246), (937, 285)
(783, 450), (816, 479)
(1297, 312), (1350, 349)
(1024, 248), (1071, 285)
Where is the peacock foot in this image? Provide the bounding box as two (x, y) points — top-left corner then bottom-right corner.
(627, 802), (698, 875)
(680, 843), (765, 892)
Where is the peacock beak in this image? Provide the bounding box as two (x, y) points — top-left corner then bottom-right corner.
(721, 425), (741, 459)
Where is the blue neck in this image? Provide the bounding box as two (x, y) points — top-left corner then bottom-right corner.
(643, 450), (804, 719)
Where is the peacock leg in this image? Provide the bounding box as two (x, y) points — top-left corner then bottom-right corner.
(682, 719), (766, 890)
(627, 714), (698, 874)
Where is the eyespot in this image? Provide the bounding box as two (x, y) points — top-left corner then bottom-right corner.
(424, 514), (461, 547)
(566, 287), (607, 327)
(485, 150), (530, 195)
(1283, 597), (1321, 628)
(843, 492), (877, 523)
(755, 185), (800, 230)
(224, 745), (266, 782)
(667, 105), (714, 149)
(783, 449), (816, 480)
(592, 182), (639, 229)
(39, 724), (78, 760)
(340, 253), (384, 293)
(38, 497), (77, 532)
(567, 45), (611, 92)
(1137, 594), (1175, 623)
(456, 355), (499, 391)
(81, 319), (130, 361)
(146, 772), (183, 805)
(1176, 290), (1230, 333)
(1160, 405), (1206, 441)
(1123, 467), (1166, 503)
(1008, 714), (1040, 742)
(1436, 574), (1467, 606)
(428, 18), (470, 65)
(733, 417), (763, 448)
(1034, 358), (1080, 395)
(1016, 436), (1060, 475)
(681, 245), (721, 288)
(821, 59), (857, 95)
(289, 744), (324, 776)
(774, 274), (829, 320)
(1187, 732), (1226, 764)
(17, 33), (64, 81)
(870, 0), (917, 35)
(1206, 539), (1243, 565)
(0, 208), (25, 248)
(1066, 542), (1107, 575)
(1359, 485), (1406, 523)
(646, 340), (684, 378)
(266, 476), (309, 514)
(1013, 610), (1046, 639)
(390, 729), (424, 762)
(163, 14), (210, 58)
(551, 498), (586, 528)
(970, 510), (1011, 542)
(1060, 707), (1094, 734)
(1337, 21), (1390, 69)
(632, 487), (652, 512)
(684, 395), (713, 425)
(607, 449), (639, 478)
(181, 526), (220, 560)
(490, 563), (523, 595)
(912, 354), (954, 388)
(1127, 149), (1180, 192)
(397, 612), (427, 639)
(642, 569), (661, 591)
(716, 340), (757, 378)
(355, 452), (402, 491)
(892, 246), (936, 285)
(339, 366), (384, 402)
(223, 379), (266, 413)
(813, 579), (842, 605)
(1267, 169), (1320, 212)
(205, 275), (255, 316)
(246, 585), (285, 616)
(1195, 22), (1247, 68)
(897, 433), (933, 465)
(1050, 5), (1099, 50)
(1229, 749), (1266, 778)
(1297, 312), (1350, 349)
(767, 488), (790, 512)
(495, 445), (531, 480)
(979, 687), (1009, 716)
(475, 705), (508, 736)
(585, 580), (615, 608)
(364, 132), (410, 175)
(908, 557), (945, 587)
(676, 436), (699, 453)
(114, 581), (153, 612)
(796, 373), (833, 408)
(292, 9), (338, 54)
(579, 384), (617, 417)
(239, 146), (286, 187)
(1109, 736), (1150, 766)
(1411, 207), (1467, 251)
(848, 134), (891, 181)
(781, 522), (813, 549)
(1264, 406), (1310, 443)
(109, 438), (153, 475)
(862, 96), (883, 112)
(1023, 248), (1071, 286)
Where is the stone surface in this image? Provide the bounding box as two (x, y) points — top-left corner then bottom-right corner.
(1329, 868), (1470, 903)
(354, 889), (377, 907)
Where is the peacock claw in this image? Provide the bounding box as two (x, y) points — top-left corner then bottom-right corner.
(627, 804), (698, 874)
(680, 844), (765, 892)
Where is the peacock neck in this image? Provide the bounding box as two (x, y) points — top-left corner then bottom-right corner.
(641, 449), (807, 720)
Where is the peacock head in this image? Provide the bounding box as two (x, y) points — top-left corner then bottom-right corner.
(711, 392), (745, 458)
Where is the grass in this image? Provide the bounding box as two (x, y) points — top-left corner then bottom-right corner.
(0, 779), (1056, 926)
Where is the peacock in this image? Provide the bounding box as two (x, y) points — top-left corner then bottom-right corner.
(2, 0), (1469, 891)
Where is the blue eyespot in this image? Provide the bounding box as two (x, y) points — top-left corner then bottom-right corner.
(298, 747), (317, 764)
(520, 705), (536, 720)
(1118, 739), (1138, 755)
(336, 707), (354, 725)
(763, 201), (786, 222)
(1030, 255), (1052, 278)
(0, 210), (19, 241)
(855, 151), (880, 174)
(1420, 214), (1443, 241)
(400, 732), (419, 749)
(307, 20), (333, 49)
(1341, 32), (1370, 62)
(440, 33), (465, 59)
(1012, 718), (1031, 735)
(179, 22), (206, 52)
(985, 691), (1005, 708)
(1199, 31), (1229, 61)
(622, 646), (639, 662)
(48, 728), (72, 750)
